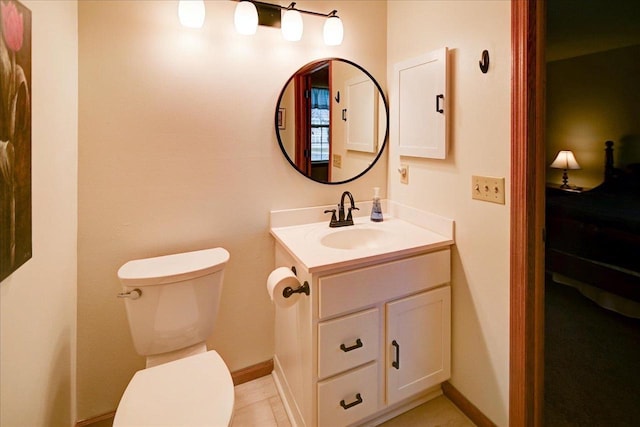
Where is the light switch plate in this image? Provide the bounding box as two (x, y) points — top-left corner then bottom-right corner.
(472, 175), (505, 204)
(399, 164), (409, 184)
(333, 154), (342, 168)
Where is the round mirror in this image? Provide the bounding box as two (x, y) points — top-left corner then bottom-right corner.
(275, 58), (388, 184)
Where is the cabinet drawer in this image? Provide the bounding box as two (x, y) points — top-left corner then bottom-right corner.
(319, 249), (450, 319)
(318, 308), (379, 379)
(317, 362), (379, 427)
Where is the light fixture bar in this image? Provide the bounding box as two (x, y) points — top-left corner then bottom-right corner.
(231, 0), (342, 45)
(254, 2), (281, 27)
(232, 0), (339, 22)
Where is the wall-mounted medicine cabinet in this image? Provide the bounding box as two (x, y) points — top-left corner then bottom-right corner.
(393, 47), (449, 159)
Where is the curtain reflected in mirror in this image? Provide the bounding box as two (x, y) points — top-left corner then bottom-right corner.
(275, 59), (388, 184)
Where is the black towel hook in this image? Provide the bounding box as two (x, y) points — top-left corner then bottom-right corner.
(479, 50), (490, 73)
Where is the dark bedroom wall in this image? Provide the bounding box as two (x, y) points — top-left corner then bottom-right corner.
(546, 44), (640, 188)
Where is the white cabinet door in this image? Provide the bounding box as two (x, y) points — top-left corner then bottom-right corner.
(345, 75), (378, 153)
(386, 286), (451, 405)
(393, 47), (448, 159)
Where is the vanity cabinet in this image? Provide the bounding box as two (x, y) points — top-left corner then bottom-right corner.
(273, 246), (451, 427)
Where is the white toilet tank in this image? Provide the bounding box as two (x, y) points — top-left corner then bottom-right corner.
(117, 248), (230, 359)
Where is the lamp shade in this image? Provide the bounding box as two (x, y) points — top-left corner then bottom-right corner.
(178, 0), (205, 28)
(234, 1), (258, 35)
(550, 150), (581, 170)
(323, 15), (343, 46)
(281, 9), (303, 41)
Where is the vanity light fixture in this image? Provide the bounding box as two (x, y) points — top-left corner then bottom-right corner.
(238, 0), (344, 46)
(178, 0), (206, 28)
(234, 0), (259, 35)
(233, 1), (343, 45)
(550, 150), (581, 188)
(281, 4), (303, 41)
(323, 10), (343, 46)
(178, 0), (343, 45)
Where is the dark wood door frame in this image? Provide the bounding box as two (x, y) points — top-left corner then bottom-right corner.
(294, 72), (312, 175)
(510, 0), (545, 426)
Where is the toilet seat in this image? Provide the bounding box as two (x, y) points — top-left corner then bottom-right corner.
(114, 351), (234, 426)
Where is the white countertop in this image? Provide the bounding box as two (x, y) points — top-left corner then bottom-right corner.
(270, 202), (454, 273)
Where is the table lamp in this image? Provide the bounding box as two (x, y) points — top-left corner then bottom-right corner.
(550, 150), (581, 188)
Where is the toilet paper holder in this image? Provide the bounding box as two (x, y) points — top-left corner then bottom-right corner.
(283, 281), (310, 298)
(282, 266), (310, 298)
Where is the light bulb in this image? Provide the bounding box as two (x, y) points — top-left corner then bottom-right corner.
(281, 9), (303, 41)
(323, 15), (343, 46)
(234, 1), (258, 35)
(178, 0), (205, 29)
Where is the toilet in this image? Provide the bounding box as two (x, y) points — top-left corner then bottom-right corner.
(113, 248), (234, 426)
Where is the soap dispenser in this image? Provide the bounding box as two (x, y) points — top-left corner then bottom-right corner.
(370, 187), (383, 222)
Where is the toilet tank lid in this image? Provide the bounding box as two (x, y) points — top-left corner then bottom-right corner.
(118, 248), (230, 287)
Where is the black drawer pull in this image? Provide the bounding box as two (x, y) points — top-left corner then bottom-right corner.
(340, 338), (363, 353)
(340, 393), (363, 410)
(436, 94), (444, 113)
(392, 340), (400, 369)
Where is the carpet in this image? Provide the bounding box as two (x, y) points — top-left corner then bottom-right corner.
(545, 278), (640, 426)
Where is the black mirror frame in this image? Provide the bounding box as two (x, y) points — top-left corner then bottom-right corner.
(274, 58), (389, 185)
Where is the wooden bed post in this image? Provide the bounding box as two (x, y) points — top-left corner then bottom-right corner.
(604, 140), (614, 183)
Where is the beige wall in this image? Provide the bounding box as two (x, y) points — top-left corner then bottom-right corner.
(546, 44), (640, 189)
(0, 1), (78, 426)
(0, 1), (516, 424)
(387, 2), (511, 425)
(77, 0), (387, 419)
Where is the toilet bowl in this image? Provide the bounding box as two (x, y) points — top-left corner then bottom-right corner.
(114, 248), (234, 426)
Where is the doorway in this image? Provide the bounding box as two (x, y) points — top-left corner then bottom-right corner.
(510, 1), (545, 425)
(511, 1), (640, 425)
(292, 61), (332, 182)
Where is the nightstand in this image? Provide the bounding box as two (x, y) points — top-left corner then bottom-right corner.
(546, 183), (589, 197)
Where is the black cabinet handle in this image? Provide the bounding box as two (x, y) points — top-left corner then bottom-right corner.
(392, 340), (400, 369)
(436, 94), (444, 113)
(340, 393), (363, 410)
(340, 338), (363, 353)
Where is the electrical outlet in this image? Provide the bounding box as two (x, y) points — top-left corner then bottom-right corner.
(398, 164), (409, 184)
(472, 175), (505, 204)
(333, 154), (342, 168)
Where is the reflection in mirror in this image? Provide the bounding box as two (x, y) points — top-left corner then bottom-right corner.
(275, 59), (388, 184)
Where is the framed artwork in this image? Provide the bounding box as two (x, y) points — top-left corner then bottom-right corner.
(278, 108), (286, 130)
(1, 0), (32, 282)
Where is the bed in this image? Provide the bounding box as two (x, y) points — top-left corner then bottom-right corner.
(546, 141), (640, 304)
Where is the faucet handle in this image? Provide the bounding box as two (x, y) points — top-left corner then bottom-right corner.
(346, 206), (359, 221)
(324, 209), (337, 223)
(324, 209), (340, 227)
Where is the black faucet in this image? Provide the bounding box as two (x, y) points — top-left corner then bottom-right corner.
(324, 191), (359, 227)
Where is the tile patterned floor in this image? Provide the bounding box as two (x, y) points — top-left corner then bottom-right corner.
(97, 375), (474, 426)
(231, 375), (291, 427)
(230, 375), (475, 427)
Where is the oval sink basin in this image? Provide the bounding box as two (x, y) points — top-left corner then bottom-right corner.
(320, 228), (391, 250)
